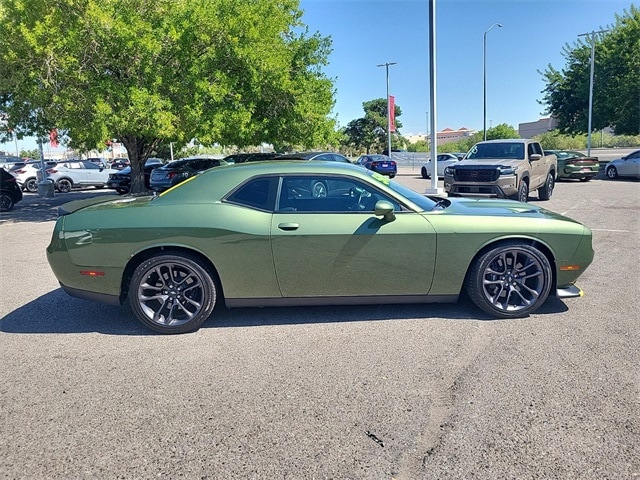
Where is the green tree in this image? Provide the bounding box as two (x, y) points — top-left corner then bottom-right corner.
(540, 6), (640, 135)
(0, 0), (336, 192)
(342, 98), (403, 153)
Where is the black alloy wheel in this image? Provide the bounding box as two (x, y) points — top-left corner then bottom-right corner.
(128, 252), (218, 334)
(466, 242), (553, 318)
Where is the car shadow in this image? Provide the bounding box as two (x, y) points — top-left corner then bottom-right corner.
(0, 288), (569, 336)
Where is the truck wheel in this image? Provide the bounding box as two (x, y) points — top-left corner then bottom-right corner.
(512, 181), (529, 203)
(538, 173), (554, 201)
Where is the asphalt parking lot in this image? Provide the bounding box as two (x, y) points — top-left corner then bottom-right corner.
(1, 164), (638, 478)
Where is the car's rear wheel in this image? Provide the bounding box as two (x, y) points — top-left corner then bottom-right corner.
(129, 253), (217, 334)
(116, 187), (129, 195)
(537, 173), (554, 200)
(25, 178), (38, 193)
(606, 166), (618, 179)
(56, 178), (73, 193)
(580, 177), (591, 182)
(466, 243), (552, 318)
(0, 193), (15, 212)
(421, 166), (429, 179)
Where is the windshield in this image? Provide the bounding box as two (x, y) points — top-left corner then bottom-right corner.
(466, 142), (525, 160)
(366, 170), (438, 211)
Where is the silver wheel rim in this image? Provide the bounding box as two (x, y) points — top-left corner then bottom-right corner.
(607, 167), (616, 178)
(26, 179), (38, 192)
(519, 185), (528, 202)
(482, 248), (545, 313)
(312, 182), (327, 197)
(137, 261), (206, 327)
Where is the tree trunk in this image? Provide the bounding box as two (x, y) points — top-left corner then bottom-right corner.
(121, 136), (160, 194)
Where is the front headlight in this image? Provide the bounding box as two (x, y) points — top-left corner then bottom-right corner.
(498, 165), (518, 176)
(444, 166), (454, 176)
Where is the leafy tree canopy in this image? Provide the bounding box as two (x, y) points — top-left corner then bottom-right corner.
(342, 98), (403, 154)
(540, 5), (640, 135)
(0, 0), (337, 192)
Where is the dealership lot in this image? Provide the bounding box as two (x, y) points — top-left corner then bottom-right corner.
(0, 163), (638, 478)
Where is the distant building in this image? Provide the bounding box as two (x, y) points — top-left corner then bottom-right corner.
(405, 126), (476, 146)
(518, 117), (557, 138)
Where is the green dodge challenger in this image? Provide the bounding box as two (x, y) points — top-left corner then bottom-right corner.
(47, 161), (594, 334)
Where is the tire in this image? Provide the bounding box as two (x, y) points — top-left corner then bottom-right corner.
(115, 187), (129, 195)
(512, 181), (529, 203)
(421, 166), (429, 179)
(465, 242), (552, 318)
(25, 178), (38, 193)
(56, 178), (73, 193)
(579, 177), (591, 182)
(606, 166), (618, 179)
(389, 173), (396, 179)
(128, 253), (218, 334)
(94, 185), (104, 189)
(0, 193), (15, 212)
(311, 180), (327, 198)
(537, 172), (554, 201)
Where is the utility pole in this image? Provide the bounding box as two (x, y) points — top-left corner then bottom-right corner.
(376, 62), (397, 157)
(578, 29), (608, 156)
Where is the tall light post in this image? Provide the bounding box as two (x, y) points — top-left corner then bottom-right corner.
(483, 23), (502, 141)
(377, 62), (397, 156)
(578, 29), (608, 156)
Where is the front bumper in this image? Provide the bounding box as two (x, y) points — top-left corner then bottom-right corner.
(444, 174), (517, 198)
(556, 284), (584, 299)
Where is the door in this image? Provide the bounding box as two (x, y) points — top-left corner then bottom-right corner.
(270, 175), (437, 298)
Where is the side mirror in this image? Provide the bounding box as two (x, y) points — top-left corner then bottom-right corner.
(374, 200), (396, 222)
(530, 154), (542, 162)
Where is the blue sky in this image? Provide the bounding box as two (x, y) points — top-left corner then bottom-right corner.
(2, 0), (633, 155)
(300, 0), (634, 135)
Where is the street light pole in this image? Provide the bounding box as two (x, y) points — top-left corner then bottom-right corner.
(483, 23), (502, 141)
(377, 62), (397, 156)
(578, 29), (608, 156)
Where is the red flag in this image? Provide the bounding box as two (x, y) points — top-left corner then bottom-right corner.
(389, 96), (396, 132)
(49, 129), (59, 148)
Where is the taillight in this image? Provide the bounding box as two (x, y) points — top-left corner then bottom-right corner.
(168, 172), (177, 179)
(13, 169), (26, 174)
(46, 168), (57, 173)
(391, 161), (397, 166)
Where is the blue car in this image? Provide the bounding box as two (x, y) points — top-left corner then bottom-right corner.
(355, 154), (397, 178)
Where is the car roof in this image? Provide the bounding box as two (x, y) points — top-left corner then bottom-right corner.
(275, 151), (343, 160)
(156, 160), (379, 204)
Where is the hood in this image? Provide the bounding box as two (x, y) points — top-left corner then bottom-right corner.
(442, 197), (580, 223)
(454, 159), (523, 167)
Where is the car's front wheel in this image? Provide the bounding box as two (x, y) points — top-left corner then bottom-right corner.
(116, 187), (129, 195)
(0, 193), (15, 212)
(465, 242), (552, 318)
(128, 252), (218, 334)
(606, 166), (618, 179)
(512, 181), (529, 202)
(537, 173), (554, 200)
(421, 166), (429, 179)
(56, 178), (73, 193)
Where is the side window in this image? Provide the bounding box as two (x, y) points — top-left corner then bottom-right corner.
(528, 143), (543, 156)
(277, 175), (401, 213)
(83, 161), (99, 169)
(226, 177), (276, 211)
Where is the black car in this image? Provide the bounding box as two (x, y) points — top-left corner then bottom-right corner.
(149, 156), (226, 192)
(275, 151), (351, 162)
(223, 152), (280, 164)
(0, 168), (23, 212)
(107, 158), (164, 194)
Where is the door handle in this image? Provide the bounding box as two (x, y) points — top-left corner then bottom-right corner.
(278, 222), (299, 231)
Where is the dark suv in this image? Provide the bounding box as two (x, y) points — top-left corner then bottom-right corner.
(149, 156), (227, 192)
(0, 168), (23, 212)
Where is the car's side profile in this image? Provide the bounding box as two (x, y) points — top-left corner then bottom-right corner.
(47, 162), (593, 334)
(605, 149), (640, 179)
(45, 160), (117, 192)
